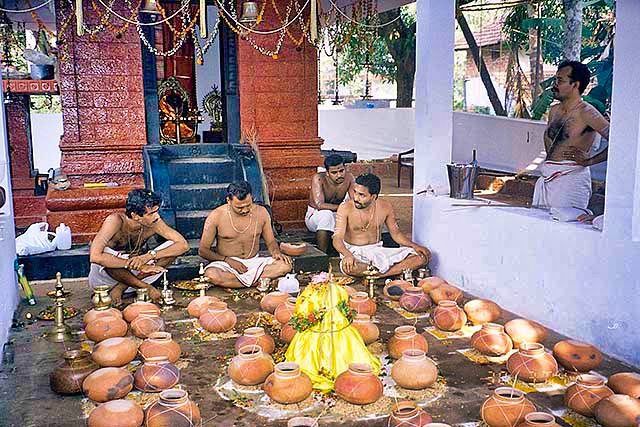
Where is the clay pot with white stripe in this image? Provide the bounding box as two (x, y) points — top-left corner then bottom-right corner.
(144, 388), (201, 427)
(565, 374), (614, 417)
(471, 323), (514, 357)
(387, 325), (429, 360)
(480, 387), (536, 427)
(431, 300), (467, 332)
(199, 302), (237, 333)
(506, 343), (558, 383)
(228, 345), (275, 386)
(134, 355), (180, 392)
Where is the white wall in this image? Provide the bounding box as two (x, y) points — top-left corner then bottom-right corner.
(30, 113), (62, 173)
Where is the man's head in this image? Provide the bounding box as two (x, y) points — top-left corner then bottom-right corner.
(226, 181), (253, 216)
(125, 189), (162, 226)
(324, 154), (346, 184)
(353, 173), (381, 209)
(553, 60), (591, 100)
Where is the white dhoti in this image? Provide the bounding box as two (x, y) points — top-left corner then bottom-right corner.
(205, 255), (275, 287)
(532, 161), (592, 209)
(88, 240), (174, 290)
(341, 241), (417, 274)
(305, 206), (337, 232)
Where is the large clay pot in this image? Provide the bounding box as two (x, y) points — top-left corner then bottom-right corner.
(85, 316), (128, 343)
(280, 242), (307, 256)
(134, 356), (180, 392)
(274, 297), (297, 325)
(349, 292), (377, 316)
(228, 345), (275, 386)
(280, 323), (297, 344)
(594, 394), (640, 427)
(50, 350), (99, 394)
(515, 412), (560, 427)
(82, 367), (134, 402)
(480, 387), (536, 427)
(553, 339), (603, 373)
(88, 399), (144, 427)
(608, 373), (640, 399)
(92, 337), (138, 367)
(263, 362), (313, 404)
(391, 349), (438, 390)
(334, 363), (383, 405)
(139, 332), (182, 364)
(235, 327), (275, 354)
(186, 295), (220, 318)
(145, 388), (201, 427)
(400, 287), (432, 313)
(432, 300), (467, 332)
(565, 374), (614, 417)
(429, 284), (463, 305)
(471, 323), (514, 357)
(463, 299), (502, 325)
(130, 310), (165, 339)
(384, 280), (412, 301)
(122, 301), (160, 323)
(84, 307), (123, 325)
(352, 314), (380, 344)
(507, 343), (558, 383)
(388, 325), (429, 360)
(260, 291), (290, 314)
(199, 302), (237, 333)
(504, 319), (547, 348)
(418, 276), (447, 294)
(387, 400), (433, 427)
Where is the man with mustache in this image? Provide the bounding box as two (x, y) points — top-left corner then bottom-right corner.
(533, 60), (610, 211)
(306, 154), (356, 253)
(333, 173), (430, 278)
(89, 189), (189, 305)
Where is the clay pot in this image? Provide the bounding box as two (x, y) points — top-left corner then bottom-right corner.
(92, 337), (138, 367)
(553, 339), (603, 373)
(145, 388), (201, 427)
(387, 400), (433, 427)
(391, 349), (438, 390)
(429, 284), (463, 305)
(471, 323), (514, 357)
(418, 276), (447, 294)
(400, 287), (432, 313)
(507, 343), (558, 383)
(287, 417), (319, 427)
(88, 399), (144, 427)
(139, 332), (182, 364)
(280, 242), (307, 256)
(280, 323), (297, 344)
(228, 345), (275, 386)
(349, 292), (377, 316)
(463, 299), (502, 325)
(608, 373), (640, 399)
(50, 350), (99, 395)
(186, 295), (220, 318)
(594, 394), (640, 427)
(480, 387), (536, 427)
(504, 319), (547, 348)
(84, 307), (123, 325)
(352, 314), (380, 344)
(334, 363), (383, 405)
(235, 327), (275, 354)
(565, 374), (614, 417)
(199, 302), (237, 333)
(515, 412), (560, 427)
(122, 301), (160, 323)
(388, 325), (429, 360)
(85, 316), (128, 343)
(82, 367), (134, 402)
(130, 310), (165, 339)
(432, 300), (467, 332)
(274, 297), (297, 324)
(263, 362), (313, 404)
(134, 356), (180, 392)
(384, 280), (412, 301)
(344, 285), (358, 296)
(260, 291), (290, 314)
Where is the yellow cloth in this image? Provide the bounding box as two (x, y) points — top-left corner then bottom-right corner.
(285, 281), (381, 392)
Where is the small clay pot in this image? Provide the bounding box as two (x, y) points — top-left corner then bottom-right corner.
(280, 242), (307, 256)
(463, 299), (501, 325)
(228, 345), (275, 386)
(471, 323), (514, 357)
(274, 297), (297, 324)
(387, 400), (433, 427)
(187, 295), (220, 318)
(594, 394), (640, 427)
(263, 362), (313, 404)
(391, 349), (438, 390)
(82, 367), (134, 402)
(349, 292), (377, 316)
(122, 301), (160, 323)
(400, 287), (432, 313)
(388, 325), (429, 360)
(139, 332), (182, 364)
(83, 307), (123, 325)
(50, 350), (99, 395)
(429, 284), (463, 305)
(92, 337), (138, 367)
(235, 327), (275, 354)
(515, 412), (560, 427)
(352, 314), (380, 344)
(85, 316), (128, 343)
(334, 363), (383, 405)
(507, 343), (558, 383)
(88, 399), (144, 427)
(565, 374), (614, 417)
(280, 323), (297, 344)
(504, 319), (547, 348)
(383, 280), (412, 301)
(260, 291), (290, 314)
(553, 339), (603, 373)
(480, 387), (536, 427)
(418, 276), (447, 294)
(608, 372), (640, 399)
(134, 356), (180, 392)
(432, 300), (467, 332)
(199, 302), (237, 333)
(145, 388), (201, 427)
(130, 310), (165, 339)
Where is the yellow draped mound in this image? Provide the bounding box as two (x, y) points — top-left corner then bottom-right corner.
(285, 281), (381, 392)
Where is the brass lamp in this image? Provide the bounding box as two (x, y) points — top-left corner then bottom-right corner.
(141, 0), (161, 15)
(239, 1), (258, 24)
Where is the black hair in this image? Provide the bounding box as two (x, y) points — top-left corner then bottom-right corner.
(125, 189), (162, 218)
(355, 173), (381, 196)
(558, 60), (591, 94)
(226, 181), (252, 201)
(324, 153), (345, 170)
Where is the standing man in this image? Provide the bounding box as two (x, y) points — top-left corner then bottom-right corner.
(533, 60), (610, 209)
(333, 173), (430, 278)
(199, 181), (292, 288)
(89, 189), (189, 305)
(305, 154), (355, 253)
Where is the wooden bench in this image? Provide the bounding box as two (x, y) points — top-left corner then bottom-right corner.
(397, 148), (414, 187)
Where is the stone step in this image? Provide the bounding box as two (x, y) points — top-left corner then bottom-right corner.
(175, 210), (209, 240)
(160, 143), (230, 158)
(167, 157), (236, 185)
(170, 183), (228, 211)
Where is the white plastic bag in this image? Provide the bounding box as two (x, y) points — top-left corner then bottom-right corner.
(15, 222), (57, 256)
(55, 223), (72, 250)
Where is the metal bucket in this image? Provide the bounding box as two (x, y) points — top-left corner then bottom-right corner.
(446, 163), (479, 199)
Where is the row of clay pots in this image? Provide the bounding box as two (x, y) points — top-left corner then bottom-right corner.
(84, 304), (165, 342)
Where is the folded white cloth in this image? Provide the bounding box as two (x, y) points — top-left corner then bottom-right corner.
(205, 255), (274, 287)
(532, 160), (592, 209)
(550, 207), (592, 222)
(305, 206), (337, 232)
(341, 241), (417, 274)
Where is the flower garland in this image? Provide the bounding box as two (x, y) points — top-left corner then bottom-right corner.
(288, 308), (326, 332)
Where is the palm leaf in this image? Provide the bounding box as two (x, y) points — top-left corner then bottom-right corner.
(531, 88), (554, 120)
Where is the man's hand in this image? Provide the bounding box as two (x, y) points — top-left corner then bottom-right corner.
(577, 213), (595, 224)
(226, 258), (248, 274)
(563, 147), (590, 166)
(146, 286), (163, 303)
(273, 252), (293, 265)
(138, 264), (167, 275)
(127, 254), (153, 270)
(413, 245), (431, 262)
(342, 254), (357, 274)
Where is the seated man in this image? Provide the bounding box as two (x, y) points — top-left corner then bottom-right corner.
(306, 153), (355, 253)
(333, 173), (430, 278)
(89, 189), (189, 305)
(533, 60), (610, 209)
(199, 181), (292, 288)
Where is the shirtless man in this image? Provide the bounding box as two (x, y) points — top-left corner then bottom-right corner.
(533, 60), (610, 209)
(306, 154), (355, 253)
(333, 173), (430, 278)
(199, 181), (293, 288)
(89, 189), (189, 305)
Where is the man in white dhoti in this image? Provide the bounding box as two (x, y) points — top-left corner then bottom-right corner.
(333, 173), (430, 278)
(533, 60), (610, 209)
(199, 181), (292, 288)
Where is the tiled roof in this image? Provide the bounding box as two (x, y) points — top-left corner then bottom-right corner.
(455, 18), (506, 50)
